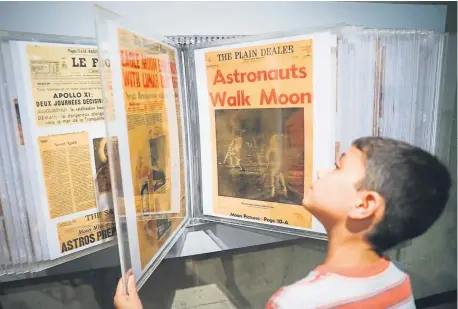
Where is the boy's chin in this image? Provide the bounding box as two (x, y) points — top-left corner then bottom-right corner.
(301, 194), (315, 211)
(301, 196), (329, 221)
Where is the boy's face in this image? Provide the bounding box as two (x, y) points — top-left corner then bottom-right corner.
(302, 146), (368, 226)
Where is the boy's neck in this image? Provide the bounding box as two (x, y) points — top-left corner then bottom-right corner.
(324, 229), (382, 269)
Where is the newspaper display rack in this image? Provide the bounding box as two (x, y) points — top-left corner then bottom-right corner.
(0, 4), (454, 291)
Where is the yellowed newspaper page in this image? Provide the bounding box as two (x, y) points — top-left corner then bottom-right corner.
(118, 28), (172, 216)
(205, 40), (314, 229)
(11, 41), (117, 260)
(115, 28), (184, 272)
(136, 46), (185, 270)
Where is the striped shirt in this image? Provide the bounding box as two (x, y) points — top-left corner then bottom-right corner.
(266, 258), (415, 309)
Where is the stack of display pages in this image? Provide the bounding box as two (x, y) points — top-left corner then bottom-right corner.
(0, 13), (453, 286)
(0, 39), (119, 273)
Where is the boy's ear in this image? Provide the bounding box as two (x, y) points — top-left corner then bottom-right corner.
(348, 191), (384, 220)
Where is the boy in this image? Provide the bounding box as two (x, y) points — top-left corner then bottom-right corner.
(114, 136), (452, 309)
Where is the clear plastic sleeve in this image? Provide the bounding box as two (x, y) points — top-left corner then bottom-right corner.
(186, 26), (341, 239)
(94, 5), (190, 290)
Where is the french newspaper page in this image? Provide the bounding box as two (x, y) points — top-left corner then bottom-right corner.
(10, 42), (117, 259)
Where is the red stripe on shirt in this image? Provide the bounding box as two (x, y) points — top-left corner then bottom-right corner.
(317, 275), (412, 309)
(388, 295), (414, 309)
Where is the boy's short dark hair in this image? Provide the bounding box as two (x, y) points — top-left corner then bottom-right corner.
(352, 136), (452, 253)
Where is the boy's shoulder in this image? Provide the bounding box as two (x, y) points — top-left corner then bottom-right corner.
(266, 260), (416, 309)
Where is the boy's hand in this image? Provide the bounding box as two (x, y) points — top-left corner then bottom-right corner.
(114, 270), (143, 309)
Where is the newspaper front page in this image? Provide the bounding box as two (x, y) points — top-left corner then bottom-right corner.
(136, 45), (186, 270)
(117, 28), (179, 216)
(195, 34), (337, 233)
(109, 27), (184, 278)
(10, 42), (117, 259)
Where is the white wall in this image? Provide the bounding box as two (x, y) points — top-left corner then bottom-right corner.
(0, 1), (447, 38)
